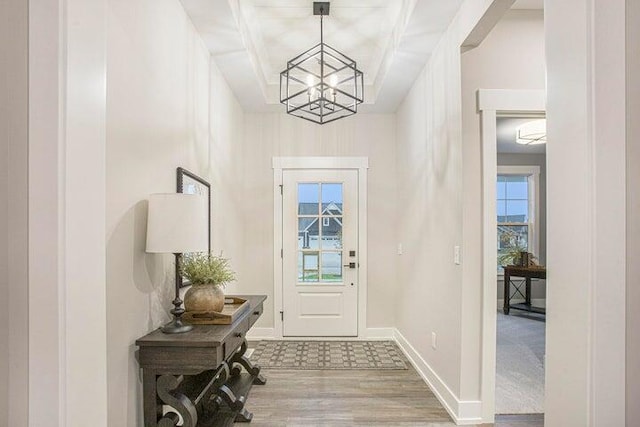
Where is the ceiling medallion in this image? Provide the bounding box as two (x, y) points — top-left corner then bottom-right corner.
(516, 119), (547, 145)
(279, 2), (364, 125)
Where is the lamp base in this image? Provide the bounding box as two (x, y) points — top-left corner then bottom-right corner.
(161, 316), (194, 334)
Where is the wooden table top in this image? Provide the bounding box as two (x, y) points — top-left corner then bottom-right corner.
(135, 295), (266, 348)
(503, 265), (546, 278)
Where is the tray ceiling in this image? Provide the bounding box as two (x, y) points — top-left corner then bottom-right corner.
(180, 0), (466, 112)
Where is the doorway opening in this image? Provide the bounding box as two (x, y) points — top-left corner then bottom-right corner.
(495, 115), (547, 415)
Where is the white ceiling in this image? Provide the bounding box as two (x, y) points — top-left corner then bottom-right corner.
(240, 0), (403, 87)
(511, 0), (544, 10)
(497, 117), (546, 154)
(180, 0), (465, 112)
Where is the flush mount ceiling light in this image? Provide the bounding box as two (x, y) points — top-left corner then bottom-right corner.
(516, 119), (547, 145)
(279, 2), (364, 125)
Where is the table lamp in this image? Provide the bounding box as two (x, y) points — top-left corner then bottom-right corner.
(146, 193), (208, 333)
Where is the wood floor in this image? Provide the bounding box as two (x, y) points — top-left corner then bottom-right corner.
(246, 366), (543, 426)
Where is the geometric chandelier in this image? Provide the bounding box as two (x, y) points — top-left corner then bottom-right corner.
(280, 2), (364, 125)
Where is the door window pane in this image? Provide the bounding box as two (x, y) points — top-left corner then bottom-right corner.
(298, 251), (319, 282)
(321, 252), (342, 282)
(322, 184), (343, 215)
(321, 217), (343, 249)
(298, 183), (319, 215)
(298, 218), (319, 249)
(297, 181), (346, 284)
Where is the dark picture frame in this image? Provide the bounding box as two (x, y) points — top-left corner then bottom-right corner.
(176, 167), (211, 288)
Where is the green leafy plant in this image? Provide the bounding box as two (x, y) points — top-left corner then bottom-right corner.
(498, 244), (529, 267)
(497, 227), (538, 267)
(180, 253), (236, 287)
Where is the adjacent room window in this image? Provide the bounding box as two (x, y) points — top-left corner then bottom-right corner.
(497, 166), (539, 272)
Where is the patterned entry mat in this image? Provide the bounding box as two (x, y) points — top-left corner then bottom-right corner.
(249, 341), (408, 370)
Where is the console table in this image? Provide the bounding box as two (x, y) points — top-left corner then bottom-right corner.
(136, 295), (267, 427)
(503, 266), (546, 315)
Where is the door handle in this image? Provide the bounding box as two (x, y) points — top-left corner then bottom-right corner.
(343, 262), (356, 269)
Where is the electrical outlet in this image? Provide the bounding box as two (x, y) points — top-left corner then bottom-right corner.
(454, 245), (461, 265)
(431, 332), (437, 350)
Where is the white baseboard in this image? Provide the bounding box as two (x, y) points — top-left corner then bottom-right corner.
(246, 327), (276, 340)
(393, 329), (482, 425)
(363, 327), (395, 339)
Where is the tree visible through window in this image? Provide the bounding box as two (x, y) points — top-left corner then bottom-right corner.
(497, 175), (530, 271)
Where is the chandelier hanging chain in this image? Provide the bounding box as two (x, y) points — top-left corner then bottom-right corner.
(320, 7), (324, 45)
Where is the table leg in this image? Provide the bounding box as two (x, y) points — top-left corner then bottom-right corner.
(142, 370), (161, 427)
(156, 375), (198, 427)
(230, 339), (267, 385)
(526, 277), (532, 306)
(504, 270), (510, 315)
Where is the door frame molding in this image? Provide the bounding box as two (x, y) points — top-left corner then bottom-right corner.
(272, 157), (369, 339)
(476, 89), (545, 422)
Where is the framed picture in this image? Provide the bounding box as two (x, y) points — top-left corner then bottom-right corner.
(177, 167), (211, 287)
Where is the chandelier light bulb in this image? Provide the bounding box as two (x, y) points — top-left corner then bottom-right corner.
(329, 74), (338, 87)
(306, 74), (314, 88)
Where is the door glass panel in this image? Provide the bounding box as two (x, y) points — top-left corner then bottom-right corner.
(321, 252), (342, 282)
(298, 218), (319, 249)
(321, 218), (342, 249)
(298, 251), (319, 282)
(298, 183), (319, 215)
(321, 183), (343, 215)
(297, 182), (345, 284)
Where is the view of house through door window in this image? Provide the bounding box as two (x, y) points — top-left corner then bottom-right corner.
(282, 170), (358, 337)
(298, 183), (344, 282)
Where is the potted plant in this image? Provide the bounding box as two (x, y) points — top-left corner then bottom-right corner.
(499, 244), (526, 267)
(181, 253), (236, 313)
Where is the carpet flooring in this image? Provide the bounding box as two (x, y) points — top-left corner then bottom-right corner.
(496, 310), (546, 415)
(250, 340), (408, 370)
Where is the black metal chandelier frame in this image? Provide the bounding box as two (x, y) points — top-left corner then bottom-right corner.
(279, 2), (364, 125)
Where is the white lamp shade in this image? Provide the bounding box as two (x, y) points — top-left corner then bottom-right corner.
(146, 193), (208, 253)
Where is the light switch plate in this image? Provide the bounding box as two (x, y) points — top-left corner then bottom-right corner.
(454, 245), (460, 265)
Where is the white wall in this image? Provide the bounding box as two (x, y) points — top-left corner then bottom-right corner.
(0, 0), (29, 424)
(105, 0), (244, 424)
(394, 2), (544, 422)
(545, 0), (626, 425)
(395, 18), (464, 408)
(627, 0), (640, 424)
(239, 113), (397, 330)
(29, 0), (109, 425)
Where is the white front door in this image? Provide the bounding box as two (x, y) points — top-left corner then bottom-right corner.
(282, 169), (358, 336)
